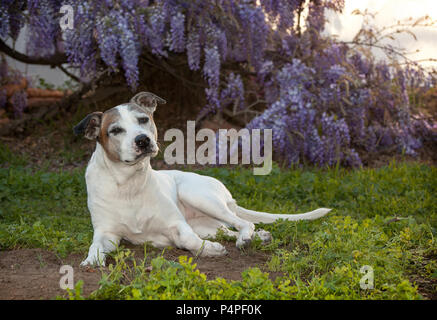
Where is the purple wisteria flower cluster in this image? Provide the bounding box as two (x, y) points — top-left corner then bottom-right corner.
(26, 0), (61, 57)
(0, 0), (435, 166)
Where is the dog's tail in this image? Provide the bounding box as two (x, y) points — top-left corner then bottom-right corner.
(235, 205), (331, 224)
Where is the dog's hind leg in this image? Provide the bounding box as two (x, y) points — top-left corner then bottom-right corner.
(188, 216), (230, 239)
(174, 171), (259, 248)
(167, 220), (228, 257)
(188, 215), (271, 244)
(179, 192), (255, 249)
(187, 215), (242, 240)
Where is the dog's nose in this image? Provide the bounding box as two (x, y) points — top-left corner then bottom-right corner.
(135, 134), (150, 149)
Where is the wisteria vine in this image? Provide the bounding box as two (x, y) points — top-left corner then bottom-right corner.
(0, 0), (435, 166)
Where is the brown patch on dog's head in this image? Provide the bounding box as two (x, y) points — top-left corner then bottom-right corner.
(98, 107), (122, 162)
(73, 108), (122, 162)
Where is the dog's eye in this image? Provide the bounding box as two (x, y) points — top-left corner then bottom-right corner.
(138, 117), (149, 125)
(109, 127), (124, 135)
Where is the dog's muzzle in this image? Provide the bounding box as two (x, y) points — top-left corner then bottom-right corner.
(130, 134), (157, 162)
(135, 134), (151, 150)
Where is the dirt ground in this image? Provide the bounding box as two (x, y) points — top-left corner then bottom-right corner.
(0, 242), (280, 300)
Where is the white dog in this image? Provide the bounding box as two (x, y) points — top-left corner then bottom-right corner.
(74, 92), (331, 266)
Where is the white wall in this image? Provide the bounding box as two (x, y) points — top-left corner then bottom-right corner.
(4, 24), (70, 87)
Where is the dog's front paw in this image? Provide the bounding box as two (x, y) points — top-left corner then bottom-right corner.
(80, 255), (105, 267)
(199, 240), (228, 257)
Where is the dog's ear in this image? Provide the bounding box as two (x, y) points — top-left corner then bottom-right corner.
(73, 112), (103, 140)
(130, 92), (166, 114)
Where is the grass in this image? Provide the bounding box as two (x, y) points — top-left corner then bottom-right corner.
(0, 144), (436, 299)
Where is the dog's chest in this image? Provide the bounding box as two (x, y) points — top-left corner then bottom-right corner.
(120, 208), (145, 235)
(87, 181), (150, 236)
(107, 188), (156, 236)
(86, 162), (179, 241)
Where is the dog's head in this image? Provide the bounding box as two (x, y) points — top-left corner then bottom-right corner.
(73, 92), (166, 165)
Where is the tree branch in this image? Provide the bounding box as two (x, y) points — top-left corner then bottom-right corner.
(0, 39), (67, 66)
(57, 64), (81, 83)
(341, 40), (411, 61)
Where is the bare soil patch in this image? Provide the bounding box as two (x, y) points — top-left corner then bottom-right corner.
(0, 241), (279, 300)
(0, 248), (101, 300)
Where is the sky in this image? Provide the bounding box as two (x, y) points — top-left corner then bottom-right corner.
(324, 0), (437, 68)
